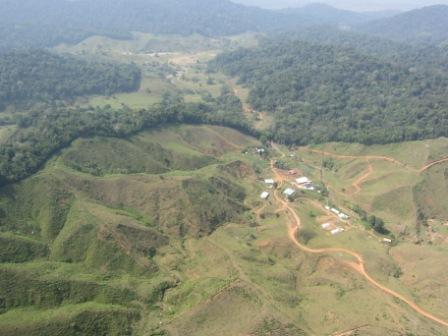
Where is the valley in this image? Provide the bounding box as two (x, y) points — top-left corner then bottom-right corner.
(1, 2), (448, 335)
(1, 122), (448, 335)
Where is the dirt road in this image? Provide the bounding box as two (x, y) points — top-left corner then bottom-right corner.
(306, 147), (448, 174)
(270, 144), (448, 328)
(420, 157), (448, 173)
(350, 159), (373, 195)
(306, 148), (410, 169)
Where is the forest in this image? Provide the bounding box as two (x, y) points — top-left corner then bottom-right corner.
(0, 91), (253, 186)
(285, 27), (448, 73)
(211, 38), (448, 145)
(359, 5), (448, 44)
(0, 0), (404, 51)
(0, 0), (291, 50)
(0, 50), (141, 109)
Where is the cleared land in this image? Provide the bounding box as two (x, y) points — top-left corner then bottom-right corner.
(271, 145), (448, 328)
(1, 125), (448, 335)
(1, 33), (447, 336)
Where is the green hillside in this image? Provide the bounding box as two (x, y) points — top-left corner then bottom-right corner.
(360, 5), (448, 45)
(2, 15), (448, 335)
(0, 125), (268, 335)
(211, 38), (448, 145)
(1, 124), (448, 335)
(0, 50), (141, 108)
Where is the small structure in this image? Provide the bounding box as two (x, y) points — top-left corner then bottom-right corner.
(288, 170), (297, 175)
(296, 177), (311, 185)
(303, 183), (316, 191)
(321, 223), (331, 230)
(264, 179), (275, 185)
(331, 208), (341, 215)
(382, 238), (392, 244)
(331, 227), (345, 235)
(325, 205), (331, 210)
(260, 191), (270, 200)
(256, 148), (266, 155)
(338, 213), (350, 220)
(283, 188), (296, 197)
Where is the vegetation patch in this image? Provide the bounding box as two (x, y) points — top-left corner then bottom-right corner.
(250, 318), (307, 336)
(0, 233), (48, 263)
(211, 38), (448, 144)
(0, 303), (139, 336)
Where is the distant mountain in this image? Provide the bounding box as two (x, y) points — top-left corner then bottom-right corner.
(360, 5), (448, 44)
(0, 0), (392, 50)
(279, 3), (399, 26)
(281, 26), (448, 73)
(0, 0), (277, 49)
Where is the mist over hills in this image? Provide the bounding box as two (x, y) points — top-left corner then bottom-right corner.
(360, 5), (448, 44)
(277, 3), (399, 26)
(1, 0), (438, 50)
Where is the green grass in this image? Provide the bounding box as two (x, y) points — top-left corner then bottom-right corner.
(56, 32), (264, 112)
(1, 124), (448, 335)
(0, 233), (48, 263)
(0, 303), (139, 336)
(83, 76), (169, 109)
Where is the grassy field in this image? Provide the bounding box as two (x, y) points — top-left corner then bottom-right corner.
(54, 32), (271, 129)
(0, 30), (446, 335)
(1, 125), (448, 335)
(273, 140), (448, 330)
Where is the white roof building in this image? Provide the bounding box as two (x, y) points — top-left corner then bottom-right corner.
(296, 177), (311, 185)
(338, 213), (350, 220)
(264, 179), (275, 185)
(321, 223), (331, 230)
(383, 238), (392, 244)
(283, 188), (296, 197)
(331, 208), (341, 215)
(325, 205), (331, 210)
(303, 184), (316, 191)
(331, 227), (345, 235)
(260, 191), (270, 200)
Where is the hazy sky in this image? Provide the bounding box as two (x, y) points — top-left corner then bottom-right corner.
(233, 0), (448, 11)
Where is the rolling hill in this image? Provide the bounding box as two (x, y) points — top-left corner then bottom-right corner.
(0, 0), (290, 50)
(0, 125), (264, 335)
(1, 124), (448, 335)
(1, 6), (448, 334)
(360, 5), (448, 44)
(278, 3), (399, 26)
(211, 37), (448, 144)
(0, 0), (396, 50)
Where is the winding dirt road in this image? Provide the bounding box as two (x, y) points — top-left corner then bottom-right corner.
(306, 148), (448, 174)
(419, 157), (448, 173)
(270, 145), (448, 328)
(350, 159), (373, 195)
(306, 148), (411, 169)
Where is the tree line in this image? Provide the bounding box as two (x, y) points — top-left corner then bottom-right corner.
(0, 50), (141, 109)
(210, 38), (448, 145)
(0, 90), (254, 186)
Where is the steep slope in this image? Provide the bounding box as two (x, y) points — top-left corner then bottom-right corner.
(0, 125), (261, 335)
(360, 5), (448, 44)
